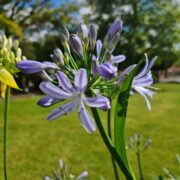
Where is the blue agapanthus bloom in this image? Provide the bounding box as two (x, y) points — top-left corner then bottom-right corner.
(16, 20), (157, 132)
(92, 39), (126, 79)
(38, 69), (110, 132)
(131, 53), (157, 110)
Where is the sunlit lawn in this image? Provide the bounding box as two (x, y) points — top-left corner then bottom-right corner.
(0, 83), (179, 180)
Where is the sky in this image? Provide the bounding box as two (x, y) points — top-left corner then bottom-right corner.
(52, 0), (72, 7)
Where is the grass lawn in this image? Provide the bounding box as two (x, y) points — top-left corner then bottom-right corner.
(0, 83), (179, 180)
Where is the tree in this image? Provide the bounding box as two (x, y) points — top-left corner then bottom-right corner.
(84, 0), (180, 70)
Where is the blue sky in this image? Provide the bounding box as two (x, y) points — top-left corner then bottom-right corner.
(52, 0), (72, 7)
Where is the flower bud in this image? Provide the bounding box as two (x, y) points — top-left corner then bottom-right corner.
(104, 33), (120, 52)
(22, 56), (26, 60)
(16, 48), (22, 58)
(107, 20), (122, 37)
(102, 50), (112, 62)
(52, 48), (64, 66)
(7, 38), (12, 50)
(2, 35), (7, 43)
(58, 159), (63, 169)
(77, 23), (88, 41)
(13, 39), (19, 50)
(10, 51), (15, 62)
(60, 34), (67, 45)
(61, 25), (70, 40)
(104, 20), (122, 52)
(60, 34), (70, 53)
(76, 171), (88, 180)
(69, 34), (83, 59)
(89, 24), (97, 51)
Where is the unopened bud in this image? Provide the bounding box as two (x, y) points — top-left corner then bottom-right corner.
(7, 38), (12, 50)
(58, 159), (63, 169)
(22, 56), (26, 60)
(60, 34), (70, 53)
(13, 39), (19, 50)
(16, 48), (22, 59)
(2, 35), (7, 48)
(89, 24), (97, 50)
(10, 51), (15, 62)
(102, 50), (112, 62)
(69, 34), (83, 59)
(104, 33), (120, 52)
(62, 25), (70, 40)
(52, 48), (64, 66)
(77, 23), (88, 41)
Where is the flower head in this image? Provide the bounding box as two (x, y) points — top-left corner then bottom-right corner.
(92, 39), (125, 79)
(0, 35), (24, 97)
(131, 53), (157, 110)
(38, 69), (110, 132)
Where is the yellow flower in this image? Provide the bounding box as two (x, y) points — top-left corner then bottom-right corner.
(0, 68), (21, 97)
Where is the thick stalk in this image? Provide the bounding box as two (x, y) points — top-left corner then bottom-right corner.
(107, 107), (119, 180)
(90, 107), (135, 180)
(3, 86), (10, 180)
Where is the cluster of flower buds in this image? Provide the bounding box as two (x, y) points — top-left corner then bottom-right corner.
(16, 20), (157, 132)
(0, 35), (26, 97)
(43, 159), (88, 180)
(126, 134), (152, 152)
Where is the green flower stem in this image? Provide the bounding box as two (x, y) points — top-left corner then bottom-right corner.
(107, 106), (119, 180)
(136, 144), (144, 180)
(90, 107), (135, 180)
(3, 86), (10, 180)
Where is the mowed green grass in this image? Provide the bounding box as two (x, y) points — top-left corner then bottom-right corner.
(0, 83), (179, 180)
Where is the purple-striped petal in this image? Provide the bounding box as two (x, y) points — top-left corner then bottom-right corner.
(91, 60), (99, 75)
(107, 20), (122, 36)
(112, 55), (126, 64)
(76, 171), (88, 180)
(133, 73), (153, 87)
(147, 56), (157, 72)
(84, 95), (110, 110)
(56, 71), (73, 93)
(96, 40), (102, 57)
(16, 60), (46, 73)
(99, 62), (117, 80)
(37, 95), (61, 107)
(74, 69), (87, 92)
(133, 86), (153, 110)
(39, 82), (72, 99)
(135, 54), (149, 79)
(78, 103), (96, 133)
(16, 60), (57, 74)
(92, 55), (97, 61)
(47, 100), (77, 120)
(118, 64), (136, 84)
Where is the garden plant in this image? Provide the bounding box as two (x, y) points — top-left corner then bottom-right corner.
(1, 20), (158, 180)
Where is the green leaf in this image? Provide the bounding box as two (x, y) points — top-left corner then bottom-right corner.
(114, 60), (143, 179)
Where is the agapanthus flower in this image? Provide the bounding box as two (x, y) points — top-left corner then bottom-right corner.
(92, 39), (126, 79)
(44, 159), (88, 180)
(38, 68), (110, 133)
(131, 53), (157, 110)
